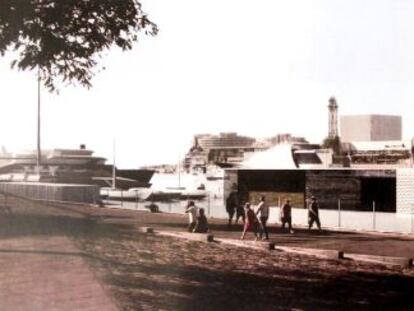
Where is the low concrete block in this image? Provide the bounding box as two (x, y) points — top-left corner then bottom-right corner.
(184, 232), (214, 242)
(318, 249), (344, 260)
(236, 240), (276, 251)
(302, 249), (344, 260)
(346, 253), (413, 268)
(156, 231), (214, 243)
(276, 246), (344, 260)
(138, 227), (154, 234)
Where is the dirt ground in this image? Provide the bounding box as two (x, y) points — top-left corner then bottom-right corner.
(2, 197), (414, 310)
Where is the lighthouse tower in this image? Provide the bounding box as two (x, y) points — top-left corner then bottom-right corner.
(328, 97), (338, 138)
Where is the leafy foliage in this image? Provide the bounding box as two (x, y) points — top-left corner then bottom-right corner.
(0, 0), (157, 92)
(322, 136), (341, 155)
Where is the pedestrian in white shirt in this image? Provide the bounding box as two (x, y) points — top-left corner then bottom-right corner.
(185, 200), (198, 232)
(256, 195), (270, 240)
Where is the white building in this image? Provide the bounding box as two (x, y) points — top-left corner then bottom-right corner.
(340, 115), (402, 142)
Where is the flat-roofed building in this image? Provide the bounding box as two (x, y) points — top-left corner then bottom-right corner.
(340, 115), (402, 142)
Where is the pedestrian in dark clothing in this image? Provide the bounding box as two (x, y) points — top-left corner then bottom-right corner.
(281, 199), (294, 233)
(226, 191), (238, 226)
(235, 203), (245, 225)
(193, 208), (209, 233)
(308, 196), (321, 231)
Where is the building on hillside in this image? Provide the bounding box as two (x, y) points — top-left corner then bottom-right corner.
(197, 132), (256, 163)
(183, 137), (208, 173)
(184, 132), (315, 173)
(184, 133), (258, 171)
(341, 140), (413, 167)
(267, 133), (307, 146)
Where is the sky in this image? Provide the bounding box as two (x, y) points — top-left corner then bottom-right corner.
(1, 0), (414, 168)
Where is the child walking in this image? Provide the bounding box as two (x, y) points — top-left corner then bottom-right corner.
(240, 202), (259, 240)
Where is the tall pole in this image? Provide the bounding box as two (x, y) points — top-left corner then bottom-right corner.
(112, 139), (116, 189)
(37, 68), (41, 173)
(178, 154), (181, 187)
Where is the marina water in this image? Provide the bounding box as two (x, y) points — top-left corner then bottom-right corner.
(104, 172), (229, 219)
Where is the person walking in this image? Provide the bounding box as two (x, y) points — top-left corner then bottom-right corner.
(235, 202), (245, 225)
(281, 199), (294, 233)
(256, 195), (270, 240)
(185, 200), (198, 232)
(225, 191), (238, 226)
(308, 196), (321, 231)
(240, 202), (259, 240)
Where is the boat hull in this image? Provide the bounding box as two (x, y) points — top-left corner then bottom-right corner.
(100, 188), (152, 201)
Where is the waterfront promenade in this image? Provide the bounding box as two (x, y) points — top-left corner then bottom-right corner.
(105, 198), (414, 234)
(1, 195), (414, 309)
(101, 204), (414, 258)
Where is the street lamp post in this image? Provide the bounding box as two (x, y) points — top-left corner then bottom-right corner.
(36, 69), (41, 174)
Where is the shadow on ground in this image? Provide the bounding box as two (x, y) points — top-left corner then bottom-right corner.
(1, 197), (414, 310)
(80, 232), (414, 311)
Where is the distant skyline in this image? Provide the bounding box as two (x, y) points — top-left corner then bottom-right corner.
(1, 0), (414, 168)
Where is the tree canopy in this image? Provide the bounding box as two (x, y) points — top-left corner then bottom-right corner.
(0, 0), (157, 92)
(322, 136), (341, 155)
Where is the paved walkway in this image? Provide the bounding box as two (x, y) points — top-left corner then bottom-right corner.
(97, 206), (414, 258)
(2, 194), (414, 310)
(0, 213), (118, 310)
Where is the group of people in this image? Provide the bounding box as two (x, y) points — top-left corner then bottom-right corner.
(184, 193), (322, 239)
(227, 193), (322, 240)
(240, 196), (270, 240)
(184, 201), (209, 233)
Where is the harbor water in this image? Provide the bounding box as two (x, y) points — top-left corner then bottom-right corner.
(103, 172), (229, 219)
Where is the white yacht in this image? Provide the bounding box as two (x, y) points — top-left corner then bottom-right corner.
(0, 145), (155, 187)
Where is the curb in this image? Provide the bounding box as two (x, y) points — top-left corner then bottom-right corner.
(149, 228), (413, 268)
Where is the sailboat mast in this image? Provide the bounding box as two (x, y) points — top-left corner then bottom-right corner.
(112, 139), (116, 189)
(178, 154), (181, 187)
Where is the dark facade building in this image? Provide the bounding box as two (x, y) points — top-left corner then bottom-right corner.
(225, 169), (397, 212)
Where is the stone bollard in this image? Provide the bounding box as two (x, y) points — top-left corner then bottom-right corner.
(206, 234), (214, 242)
(258, 242), (275, 251)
